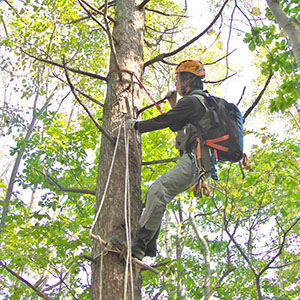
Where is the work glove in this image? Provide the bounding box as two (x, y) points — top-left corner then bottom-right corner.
(165, 90), (177, 108)
(125, 119), (137, 130)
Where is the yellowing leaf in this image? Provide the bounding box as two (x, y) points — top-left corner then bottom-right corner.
(188, 206), (194, 214)
(216, 41), (223, 50)
(250, 7), (261, 17)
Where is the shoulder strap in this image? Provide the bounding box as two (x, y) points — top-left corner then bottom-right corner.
(191, 92), (220, 130)
(192, 94), (209, 111)
(189, 90), (211, 110)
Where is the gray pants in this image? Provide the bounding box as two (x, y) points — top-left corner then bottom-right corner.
(138, 153), (194, 231)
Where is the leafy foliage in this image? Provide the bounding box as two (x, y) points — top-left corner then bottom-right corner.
(142, 136), (300, 299)
(243, 0), (300, 112)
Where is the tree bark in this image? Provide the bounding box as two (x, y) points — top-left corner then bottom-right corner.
(90, 1), (145, 299)
(266, 0), (300, 68)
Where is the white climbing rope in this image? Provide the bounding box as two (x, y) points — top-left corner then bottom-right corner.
(99, 246), (104, 300)
(90, 122), (122, 300)
(123, 123), (135, 300)
(90, 119), (136, 300)
(90, 122), (122, 234)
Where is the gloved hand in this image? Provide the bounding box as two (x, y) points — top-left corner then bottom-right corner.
(165, 90), (177, 108)
(125, 119), (137, 130)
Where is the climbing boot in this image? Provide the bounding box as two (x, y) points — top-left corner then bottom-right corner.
(144, 226), (160, 257)
(110, 226), (157, 260)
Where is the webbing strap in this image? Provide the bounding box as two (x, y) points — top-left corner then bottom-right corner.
(108, 68), (163, 113)
(204, 134), (230, 152)
(196, 137), (201, 160)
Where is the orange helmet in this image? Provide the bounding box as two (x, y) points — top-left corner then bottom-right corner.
(175, 59), (205, 79)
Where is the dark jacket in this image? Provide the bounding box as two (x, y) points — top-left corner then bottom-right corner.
(135, 90), (207, 134)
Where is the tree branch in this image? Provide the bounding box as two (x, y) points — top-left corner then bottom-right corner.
(20, 48), (107, 81)
(243, 71), (273, 120)
(144, 0), (230, 68)
(204, 71), (237, 85)
(224, 227), (258, 276)
(204, 48), (237, 65)
(0, 260), (54, 300)
(52, 73), (104, 107)
(142, 157), (179, 166)
(206, 266), (236, 299)
(103, 0), (122, 80)
(259, 217), (300, 276)
(145, 7), (188, 18)
(77, 0), (107, 32)
(62, 59), (115, 145)
(137, 91), (176, 116)
(67, 1), (115, 25)
(1, 91), (53, 226)
(137, 0), (150, 10)
(189, 216), (211, 297)
(34, 167), (96, 195)
(269, 259), (300, 269)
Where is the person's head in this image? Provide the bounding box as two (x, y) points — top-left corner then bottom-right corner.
(175, 60), (205, 96)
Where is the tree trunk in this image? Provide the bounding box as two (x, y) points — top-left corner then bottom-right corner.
(91, 1), (145, 299)
(1, 97), (51, 226)
(266, 0), (300, 68)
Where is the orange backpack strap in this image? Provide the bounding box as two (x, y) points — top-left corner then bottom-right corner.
(203, 135), (230, 152)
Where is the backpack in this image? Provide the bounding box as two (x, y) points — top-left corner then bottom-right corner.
(192, 91), (244, 163)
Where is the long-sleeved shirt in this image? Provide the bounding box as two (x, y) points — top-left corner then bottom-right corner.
(135, 90), (207, 134)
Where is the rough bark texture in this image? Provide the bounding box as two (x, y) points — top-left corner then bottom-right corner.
(91, 1), (145, 299)
(266, 0), (300, 68)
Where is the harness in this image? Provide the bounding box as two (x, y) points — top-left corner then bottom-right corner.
(182, 91), (232, 197)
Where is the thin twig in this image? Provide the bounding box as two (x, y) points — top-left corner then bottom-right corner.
(103, 0), (122, 79)
(34, 167), (96, 196)
(204, 49), (237, 65)
(144, 0), (230, 68)
(259, 217), (300, 276)
(288, 110), (300, 130)
(243, 71), (273, 120)
(62, 58), (115, 145)
(137, 92), (175, 116)
(52, 73), (104, 107)
(77, 0), (106, 31)
(236, 86), (246, 106)
(0, 260), (54, 300)
(20, 48), (107, 81)
(206, 267), (236, 299)
(67, 1), (115, 25)
(145, 7), (188, 18)
(204, 72), (237, 85)
(225, 4), (237, 78)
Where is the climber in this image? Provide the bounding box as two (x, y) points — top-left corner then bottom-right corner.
(110, 59), (212, 260)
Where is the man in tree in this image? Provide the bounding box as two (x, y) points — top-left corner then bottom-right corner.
(111, 59), (211, 260)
